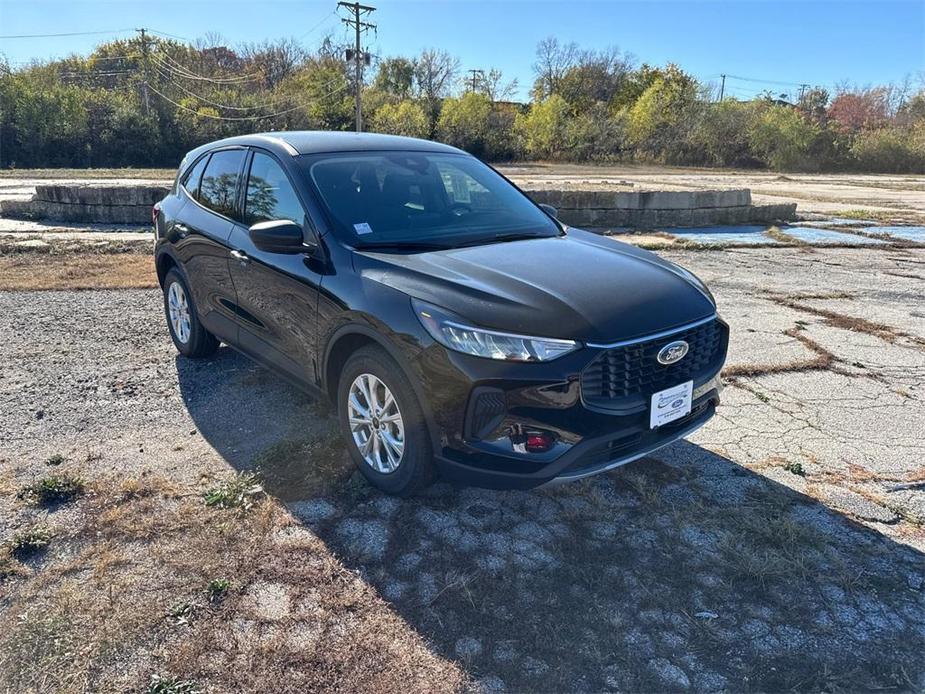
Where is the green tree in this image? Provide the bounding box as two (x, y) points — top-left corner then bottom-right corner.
(368, 100), (429, 139)
(515, 94), (571, 159)
(437, 92), (492, 155)
(748, 104), (820, 170)
(625, 65), (700, 161)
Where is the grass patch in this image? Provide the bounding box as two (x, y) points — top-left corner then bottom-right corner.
(0, 252), (157, 291)
(18, 474), (85, 506)
(202, 472), (264, 512)
(146, 675), (203, 694)
(10, 524), (52, 558)
(765, 226), (807, 246)
(45, 453), (66, 467)
(206, 578), (230, 603)
(0, 167), (175, 179)
(784, 461), (806, 477)
(253, 428), (351, 501)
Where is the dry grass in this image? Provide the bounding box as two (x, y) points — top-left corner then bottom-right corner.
(722, 327), (835, 378)
(767, 293), (925, 347)
(0, 168), (174, 180)
(0, 471), (465, 693)
(0, 252), (157, 291)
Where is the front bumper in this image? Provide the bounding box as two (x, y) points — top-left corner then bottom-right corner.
(418, 317), (728, 490)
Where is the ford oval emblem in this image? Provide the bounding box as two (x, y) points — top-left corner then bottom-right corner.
(657, 340), (689, 365)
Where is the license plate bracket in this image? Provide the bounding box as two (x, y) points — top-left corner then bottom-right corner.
(650, 381), (693, 429)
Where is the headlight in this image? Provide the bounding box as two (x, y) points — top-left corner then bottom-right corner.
(412, 299), (579, 362)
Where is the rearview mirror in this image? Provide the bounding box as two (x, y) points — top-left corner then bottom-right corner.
(539, 203), (558, 219)
(249, 219), (308, 254)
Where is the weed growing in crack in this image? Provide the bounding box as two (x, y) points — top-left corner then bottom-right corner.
(167, 601), (197, 626)
(18, 474), (85, 507)
(9, 524), (52, 558)
(206, 578), (230, 603)
(784, 461), (806, 477)
(44, 453), (65, 466)
(203, 472), (263, 512)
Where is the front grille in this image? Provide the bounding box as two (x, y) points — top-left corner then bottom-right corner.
(581, 318), (726, 411)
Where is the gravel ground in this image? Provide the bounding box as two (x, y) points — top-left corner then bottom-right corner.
(1, 245), (924, 691)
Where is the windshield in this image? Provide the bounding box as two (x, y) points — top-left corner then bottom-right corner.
(300, 151), (560, 248)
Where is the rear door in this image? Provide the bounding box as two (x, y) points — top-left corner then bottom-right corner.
(175, 148), (247, 344)
(226, 148), (323, 385)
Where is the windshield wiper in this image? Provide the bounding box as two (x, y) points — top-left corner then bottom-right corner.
(456, 232), (550, 248)
(356, 241), (449, 252)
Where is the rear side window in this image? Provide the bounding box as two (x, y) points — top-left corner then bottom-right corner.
(181, 155), (209, 200)
(244, 152), (305, 226)
(199, 149), (246, 218)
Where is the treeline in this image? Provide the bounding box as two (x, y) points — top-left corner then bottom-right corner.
(1, 34), (923, 172)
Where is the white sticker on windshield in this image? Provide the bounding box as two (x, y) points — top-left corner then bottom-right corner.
(354, 222), (374, 235)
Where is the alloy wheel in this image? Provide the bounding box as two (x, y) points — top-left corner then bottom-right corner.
(167, 281), (192, 344)
(347, 373), (405, 474)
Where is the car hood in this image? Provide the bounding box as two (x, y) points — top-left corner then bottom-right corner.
(354, 229), (716, 344)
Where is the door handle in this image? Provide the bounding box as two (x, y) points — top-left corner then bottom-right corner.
(230, 249), (250, 265)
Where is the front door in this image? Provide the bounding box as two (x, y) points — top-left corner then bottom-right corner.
(227, 149), (323, 385)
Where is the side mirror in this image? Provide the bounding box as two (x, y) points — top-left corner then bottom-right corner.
(249, 219), (309, 254)
(539, 203), (558, 219)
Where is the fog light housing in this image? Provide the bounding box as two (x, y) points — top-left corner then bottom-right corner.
(525, 431), (556, 453)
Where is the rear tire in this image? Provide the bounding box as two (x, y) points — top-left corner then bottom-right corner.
(163, 268), (219, 358)
(337, 345), (434, 496)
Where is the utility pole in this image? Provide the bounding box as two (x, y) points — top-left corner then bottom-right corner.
(338, 2), (376, 132)
(718, 74), (725, 102)
(467, 68), (484, 93)
(136, 27), (150, 115)
(798, 83), (809, 105)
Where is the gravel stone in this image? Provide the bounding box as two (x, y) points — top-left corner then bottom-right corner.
(647, 658), (691, 690)
(454, 637), (483, 659)
(335, 518), (389, 561)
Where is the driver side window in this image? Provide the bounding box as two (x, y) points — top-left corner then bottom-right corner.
(244, 152), (305, 226)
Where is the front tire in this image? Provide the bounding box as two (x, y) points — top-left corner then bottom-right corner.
(337, 345), (434, 496)
(162, 268), (219, 358)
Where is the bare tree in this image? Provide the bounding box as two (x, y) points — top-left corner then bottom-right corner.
(479, 68), (519, 103)
(531, 36), (578, 100)
(413, 48), (460, 136)
(240, 38), (308, 90)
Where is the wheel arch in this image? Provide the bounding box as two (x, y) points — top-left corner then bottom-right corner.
(155, 249), (180, 288)
(321, 323), (441, 451)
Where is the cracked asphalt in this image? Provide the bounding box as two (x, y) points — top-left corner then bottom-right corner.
(1, 244), (924, 691)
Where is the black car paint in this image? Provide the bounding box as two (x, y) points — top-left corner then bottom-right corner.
(155, 132), (727, 489)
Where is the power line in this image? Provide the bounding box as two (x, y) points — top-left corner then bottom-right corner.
(154, 51), (260, 83)
(148, 29), (193, 42)
(0, 28), (133, 39)
(152, 63), (344, 111)
(147, 80), (349, 121)
(299, 11), (339, 40)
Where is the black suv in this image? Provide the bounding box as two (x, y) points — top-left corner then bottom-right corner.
(154, 132), (728, 495)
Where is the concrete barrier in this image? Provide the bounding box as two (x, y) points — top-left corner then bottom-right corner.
(0, 182), (797, 229)
(0, 184), (170, 224)
(527, 188), (796, 228)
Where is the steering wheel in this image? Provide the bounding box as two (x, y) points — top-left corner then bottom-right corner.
(448, 202), (473, 216)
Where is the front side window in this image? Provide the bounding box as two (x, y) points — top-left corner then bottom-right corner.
(244, 152), (305, 226)
(199, 149), (246, 218)
(302, 151), (559, 248)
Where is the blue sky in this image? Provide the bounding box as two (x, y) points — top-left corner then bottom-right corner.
(1, 0), (922, 100)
